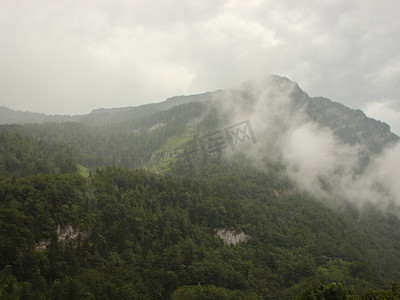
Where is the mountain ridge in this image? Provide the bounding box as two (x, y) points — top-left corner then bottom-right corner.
(1, 76), (397, 141)
(0, 91), (216, 126)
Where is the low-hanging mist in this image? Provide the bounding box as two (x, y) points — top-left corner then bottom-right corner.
(213, 75), (400, 209)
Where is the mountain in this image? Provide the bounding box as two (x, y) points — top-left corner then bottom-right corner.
(1, 75), (400, 299)
(0, 91), (215, 126)
(222, 76), (398, 155)
(306, 96), (398, 153)
(0, 106), (72, 124)
(1, 76), (397, 151)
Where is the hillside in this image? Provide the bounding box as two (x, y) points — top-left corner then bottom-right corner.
(1, 76), (400, 298)
(1, 76), (397, 152)
(1, 163), (400, 299)
(0, 91), (215, 126)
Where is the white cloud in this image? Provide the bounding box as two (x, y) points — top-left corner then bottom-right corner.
(215, 77), (400, 208)
(0, 0), (399, 132)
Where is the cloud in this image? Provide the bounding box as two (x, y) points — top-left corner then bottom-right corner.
(214, 76), (400, 209)
(281, 122), (358, 199)
(371, 142), (400, 202)
(0, 0), (399, 132)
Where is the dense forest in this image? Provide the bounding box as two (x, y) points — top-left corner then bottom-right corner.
(1, 77), (400, 299)
(2, 162), (400, 299)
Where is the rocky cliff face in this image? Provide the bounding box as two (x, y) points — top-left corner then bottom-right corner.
(305, 96), (398, 154)
(35, 224), (88, 250)
(215, 229), (249, 245)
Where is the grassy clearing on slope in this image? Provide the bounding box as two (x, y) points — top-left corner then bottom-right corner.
(77, 163), (90, 177)
(149, 124), (197, 173)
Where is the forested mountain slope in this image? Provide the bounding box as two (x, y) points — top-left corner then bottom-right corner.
(1, 76), (397, 152)
(1, 76), (400, 299)
(1, 164), (400, 299)
(2, 76), (396, 177)
(0, 125), (76, 178)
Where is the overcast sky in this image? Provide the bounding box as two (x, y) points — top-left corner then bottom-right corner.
(1, 0), (399, 133)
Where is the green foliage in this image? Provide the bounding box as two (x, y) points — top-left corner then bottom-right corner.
(21, 102), (207, 170)
(295, 282), (356, 299)
(1, 98), (400, 299)
(0, 126), (77, 178)
(1, 165), (400, 298)
(296, 282), (400, 300)
(171, 284), (262, 299)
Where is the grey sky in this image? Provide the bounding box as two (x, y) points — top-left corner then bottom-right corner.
(1, 0), (399, 133)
